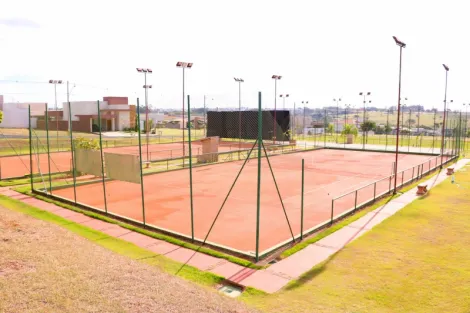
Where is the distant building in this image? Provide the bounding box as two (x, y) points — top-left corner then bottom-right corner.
(36, 96), (136, 133)
(0, 101), (45, 128)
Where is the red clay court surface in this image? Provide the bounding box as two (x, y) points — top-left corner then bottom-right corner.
(0, 140), (250, 179)
(51, 149), (446, 255)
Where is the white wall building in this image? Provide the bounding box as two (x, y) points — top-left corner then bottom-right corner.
(62, 97), (134, 132)
(0, 102), (45, 128)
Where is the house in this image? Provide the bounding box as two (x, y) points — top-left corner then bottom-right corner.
(0, 99), (45, 128)
(36, 97), (136, 133)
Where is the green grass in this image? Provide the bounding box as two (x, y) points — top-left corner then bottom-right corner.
(0, 195), (224, 288)
(13, 186), (261, 269)
(0, 172), (72, 187)
(280, 163), (444, 259)
(242, 162), (470, 313)
(297, 133), (469, 151)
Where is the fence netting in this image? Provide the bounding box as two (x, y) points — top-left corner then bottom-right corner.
(22, 94), (463, 261)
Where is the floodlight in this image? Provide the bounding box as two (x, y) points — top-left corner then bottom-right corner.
(393, 36), (406, 48)
(443, 64), (449, 71)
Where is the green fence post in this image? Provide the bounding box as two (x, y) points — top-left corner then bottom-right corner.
(373, 182), (376, 200)
(255, 91), (262, 262)
(68, 100), (77, 203)
(28, 105), (33, 191)
(354, 190), (358, 210)
(300, 158), (305, 240)
(187, 95), (195, 242)
(136, 98), (146, 225)
(97, 101), (108, 213)
(45, 103), (52, 193)
(330, 199), (334, 225)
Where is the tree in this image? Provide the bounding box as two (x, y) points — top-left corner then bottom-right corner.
(0, 110), (3, 124)
(326, 123), (334, 135)
(341, 124), (358, 137)
(385, 123), (392, 134)
(360, 121), (376, 143)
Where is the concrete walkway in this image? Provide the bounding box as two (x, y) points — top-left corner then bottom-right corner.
(1, 158), (467, 294)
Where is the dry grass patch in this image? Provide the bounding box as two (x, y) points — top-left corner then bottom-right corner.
(0, 202), (258, 313)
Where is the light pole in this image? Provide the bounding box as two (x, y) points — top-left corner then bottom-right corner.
(463, 103), (470, 156)
(49, 79), (63, 151)
(176, 62), (193, 158)
(432, 110), (437, 152)
(272, 75), (282, 143)
(203, 95), (213, 137)
(301, 101), (308, 141)
(280, 94), (290, 110)
(344, 104), (351, 148)
(400, 99), (407, 146)
(416, 105), (421, 151)
(441, 64), (450, 167)
(408, 108), (412, 152)
(392, 35), (406, 194)
(136, 68), (152, 163)
(359, 92), (371, 149)
(279, 94), (290, 141)
(386, 107), (390, 150)
(334, 98), (341, 143)
(234, 77), (244, 149)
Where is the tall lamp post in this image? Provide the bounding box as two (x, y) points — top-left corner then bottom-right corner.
(234, 77), (244, 148)
(392, 35), (406, 194)
(400, 99), (407, 146)
(301, 101), (308, 141)
(280, 94), (290, 141)
(334, 98), (341, 143)
(49, 79), (63, 150)
(280, 94), (290, 109)
(463, 103), (470, 156)
(272, 75), (282, 143)
(176, 62), (193, 158)
(359, 92), (371, 149)
(136, 68), (152, 163)
(344, 104), (351, 148)
(203, 95), (214, 137)
(441, 64), (450, 167)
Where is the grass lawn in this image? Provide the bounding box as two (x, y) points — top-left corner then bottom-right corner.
(242, 162), (470, 313)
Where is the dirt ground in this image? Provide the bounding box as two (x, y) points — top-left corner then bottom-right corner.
(0, 206), (257, 313)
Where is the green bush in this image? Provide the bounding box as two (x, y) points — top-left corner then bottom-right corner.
(73, 137), (100, 150)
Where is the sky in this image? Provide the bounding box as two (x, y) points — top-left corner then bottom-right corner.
(1, 0), (469, 112)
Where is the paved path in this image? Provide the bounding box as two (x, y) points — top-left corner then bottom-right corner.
(1, 158), (467, 294)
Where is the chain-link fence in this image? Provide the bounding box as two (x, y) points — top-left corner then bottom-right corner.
(21, 91), (461, 261)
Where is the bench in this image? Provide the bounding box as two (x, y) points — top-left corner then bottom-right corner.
(446, 167), (454, 176)
(416, 184), (428, 195)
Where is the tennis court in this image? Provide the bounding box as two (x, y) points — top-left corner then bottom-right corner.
(50, 149), (444, 256)
(0, 140), (250, 179)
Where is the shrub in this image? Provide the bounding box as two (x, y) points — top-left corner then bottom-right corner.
(73, 137), (100, 150)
